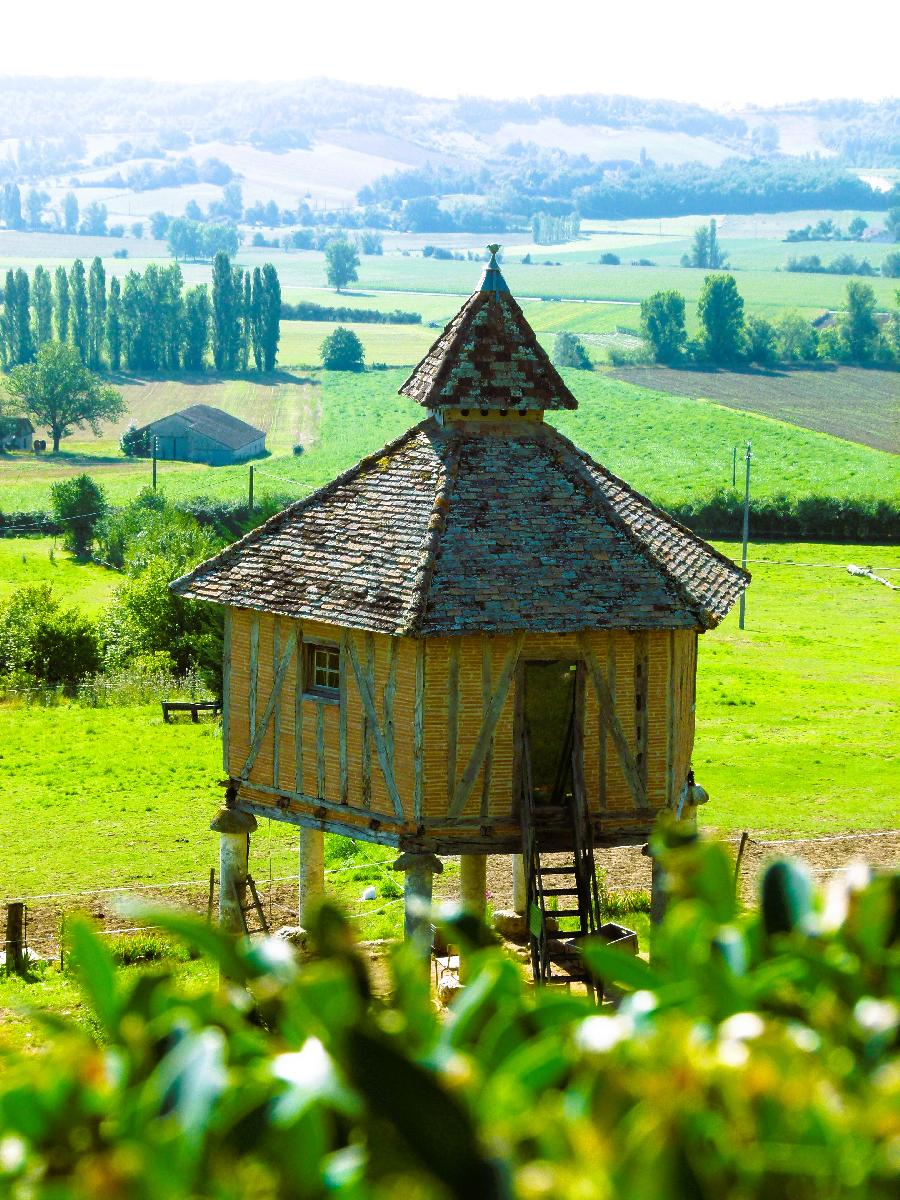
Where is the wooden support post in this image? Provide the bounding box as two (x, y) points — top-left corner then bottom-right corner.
(5, 902), (26, 975)
(248, 464), (254, 513)
(206, 868), (216, 923)
(459, 855), (486, 982)
(210, 807), (257, 934)
(298, 826), (325, 925)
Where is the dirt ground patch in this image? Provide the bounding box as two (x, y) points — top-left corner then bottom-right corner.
(609, 364), (899, 453)
(18, 831), (898, 962)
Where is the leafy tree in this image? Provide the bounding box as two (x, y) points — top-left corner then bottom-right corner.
(62, 191), (79, 234)
(79, 200), (108, 236)
(0, 583), (100, 692)
(53, 265), (70, 342)
(182, 285), (211, 371)
(149, 210), (170, 239)
(744, 315), (778, 366)
(211, 251), (240, 371)
(106, 275), (122, 371)
(321, 326), (365, 370)
(220, 180), (243, 221)
(24, 187), (48, 230)
(3, 342), (125, 452)
(697, 273), (745, 362)
(325, 238), (360, 291)
(49, 472), (108, 555)
(881, 252), (900, 279)
(250, 267), (264, 371)
(69, 259), (89, 361)
(774, 311), (819, 362)
(682, 218), (728, 269)
(184, 199), (203, 222)
(0, 269), (34, 367)
(260, 262), (281, 372)
(240, 270), (252, 371)
(848, 215), (868, 239)
(640, 290), (687, 362)
(886, 207), (900, 242)
(87, 256), (107, 369)
(1, 181), (23, 228)
(840, 280), (880, 362)
(358, 231), (383, 255)
(31, 265), (54, 348)
(552, 331), (592, 369)
(130, 221), (144, 239)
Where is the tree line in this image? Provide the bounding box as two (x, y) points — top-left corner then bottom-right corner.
(638, 275), (899, 367)
(0, 253), (281, 375)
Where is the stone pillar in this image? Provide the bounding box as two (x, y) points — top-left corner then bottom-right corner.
(511, 854), (527, 915)
(459, 854), (487, 982)
(298, 826), (325, 925)
(649, 779), (707, 928)
(393, 852), (442, 954)
(210, 806), (257, 934)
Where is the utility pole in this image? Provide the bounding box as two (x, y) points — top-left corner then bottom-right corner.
(152, 436), (158, 490)
(248, 464), (254, 513)
(739, 441), (751, 630)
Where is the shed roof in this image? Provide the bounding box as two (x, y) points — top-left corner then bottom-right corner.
(140, 405), (264, 450)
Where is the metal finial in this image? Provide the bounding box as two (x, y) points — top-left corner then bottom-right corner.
(478, 245), (508, 296)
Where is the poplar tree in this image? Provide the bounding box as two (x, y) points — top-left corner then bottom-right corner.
(0, 270), (15, 367)
(261, 262), (281, 372)
(182, 285), (210, 371)
(250, 267), (264, 371)
(106, 276), (122, 372)
(69, 259), (89, 362)
(87, 256), (107, 368)
(31, 266), (54, 348)
(11, 270), (34, 365)
(241, 270), (252, 371)
(54, 266), (70, 343)
(62, 191), (79, 235)
(211, 252), (239, 371)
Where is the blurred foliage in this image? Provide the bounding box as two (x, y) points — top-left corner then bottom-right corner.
(0, 835), (896, 1198)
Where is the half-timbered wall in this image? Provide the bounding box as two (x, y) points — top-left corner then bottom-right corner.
(226, 608), (699, 848)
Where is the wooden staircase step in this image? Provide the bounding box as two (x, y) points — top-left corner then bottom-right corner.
(538, 866), (577, 875)
(549, 909), (584, 919)
(541, 887), (580, 897)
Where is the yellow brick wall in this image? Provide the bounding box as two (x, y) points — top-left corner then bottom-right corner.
(227, 610), (700, 830)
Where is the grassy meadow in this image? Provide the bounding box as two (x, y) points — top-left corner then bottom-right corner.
(0, 537), (119, 611)
(0, 541), (895, 908)
(2, 367), (896, 514)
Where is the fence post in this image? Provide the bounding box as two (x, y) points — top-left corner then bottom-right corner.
(5, 902), (26, 975)
(207, 868), (216, 923)
(248, 464), (254, 513)
(738, 441), (751, 630)
(152, 435), (158, 490)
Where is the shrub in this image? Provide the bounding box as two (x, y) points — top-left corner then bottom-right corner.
(744, 314), (778, 366)
(881, 252), (900, 278)
(1, 836), (896, 1198)
(49, 473), (107, 556)
(552, 331), (592, 369)
(120, 422), (151, 458)
(607, 342), (654, 366)
(0, 583), (101, 693)
(598, 251), (620, 264)
(320, 326), (365, 371)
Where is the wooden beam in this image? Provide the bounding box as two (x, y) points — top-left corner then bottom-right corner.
(384, 637), (398, 793)
(238, 781), (407, 826)
(597, 633), (607, 812)
(272, 618), (281, 788)
(578, 634), (649, 810)
(294, 630), (305, 795)
(345, 632), (405, 818)
(447, 639), (460, 807)
(248, 612), (260, 739)
(339, 634), (349, 805)
(316, 702), (326, 799)
(222, 608), (233, 773)
(414, 639), (425, 821)
(634, 631), (649, 793)
(240, 630), (297, 782)
(666, 630), (676, 806)
(449, 633), (524, 818)
(236, 796), (402, 848)
(480, 636), (493, 818)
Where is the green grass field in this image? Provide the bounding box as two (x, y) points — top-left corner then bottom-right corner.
(2, 368), (895, 514)
(0, 538), (119, 612)
(0, 541), (895, 907)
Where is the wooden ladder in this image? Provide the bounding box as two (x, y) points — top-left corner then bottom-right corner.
(522, 732), (602, 1000)
(231, 875), (270, 936)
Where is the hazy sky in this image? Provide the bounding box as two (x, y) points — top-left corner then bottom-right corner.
(6, 0), (897, 108)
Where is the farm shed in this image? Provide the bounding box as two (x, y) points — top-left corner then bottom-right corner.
(2, 418), (34, 451)
(173, 251), (749, 984)
(136, 405), (265, 465)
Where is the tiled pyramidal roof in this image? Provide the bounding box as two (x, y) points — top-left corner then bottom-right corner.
(171, 257), (748, 632)
(399, 251), (577, 413)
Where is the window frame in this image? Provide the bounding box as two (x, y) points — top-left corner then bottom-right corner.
(303, 639), (342, 703)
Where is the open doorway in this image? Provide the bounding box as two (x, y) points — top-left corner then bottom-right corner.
(523, 660), (578, 806)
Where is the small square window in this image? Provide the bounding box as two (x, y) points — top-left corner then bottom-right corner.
(307, 643), (340, 696)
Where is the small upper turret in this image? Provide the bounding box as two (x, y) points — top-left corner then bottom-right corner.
(399, 246), (578, 416)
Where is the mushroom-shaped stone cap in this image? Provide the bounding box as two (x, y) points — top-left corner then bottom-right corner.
(210, 806), (258, 834)
(393, 852), (443, 874)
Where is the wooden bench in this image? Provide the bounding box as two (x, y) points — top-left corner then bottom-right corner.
(161, 699), (221, 724)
